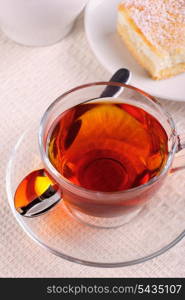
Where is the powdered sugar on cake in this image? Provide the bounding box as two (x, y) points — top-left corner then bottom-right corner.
(120, 0), (185, 53)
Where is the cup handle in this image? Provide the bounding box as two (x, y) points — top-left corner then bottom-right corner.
(170, 134), (185, 173)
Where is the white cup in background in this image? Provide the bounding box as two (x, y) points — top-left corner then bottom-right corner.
(0, 0), (89, 46)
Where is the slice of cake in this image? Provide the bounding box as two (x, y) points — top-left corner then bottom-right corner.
(117, 0), (185, 80)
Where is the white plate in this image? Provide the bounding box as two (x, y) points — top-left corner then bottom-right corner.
(85, 0), (185, 102)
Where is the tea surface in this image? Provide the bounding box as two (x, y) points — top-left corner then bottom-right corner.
(47, 102), (168, 192)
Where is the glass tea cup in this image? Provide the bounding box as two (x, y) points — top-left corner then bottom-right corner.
(15, 82), (185, 228)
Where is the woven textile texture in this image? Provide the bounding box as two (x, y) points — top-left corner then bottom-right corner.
(0, 15), (185, 278)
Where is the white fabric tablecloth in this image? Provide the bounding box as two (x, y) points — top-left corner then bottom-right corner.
(0, 15), (185, 278)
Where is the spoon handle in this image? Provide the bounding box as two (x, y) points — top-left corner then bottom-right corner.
(100, 68), (130, 98)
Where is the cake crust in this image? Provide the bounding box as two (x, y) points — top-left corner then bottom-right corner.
(117, 0), (185, 80)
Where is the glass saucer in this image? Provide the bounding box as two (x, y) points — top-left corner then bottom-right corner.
(6, 122), (185, 267)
